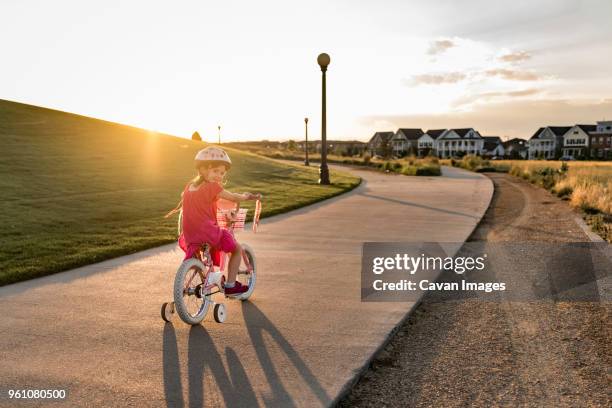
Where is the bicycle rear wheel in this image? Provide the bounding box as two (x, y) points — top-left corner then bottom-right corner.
(173, 258), (211, 325)
(235, 243), (256, 300)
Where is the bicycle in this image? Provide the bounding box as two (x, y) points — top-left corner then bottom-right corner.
(161, 198), (261, 325)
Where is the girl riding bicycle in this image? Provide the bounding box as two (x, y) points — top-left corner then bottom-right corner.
(166, 146), (260, 296)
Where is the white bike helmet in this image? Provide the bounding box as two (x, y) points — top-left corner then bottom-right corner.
(194, 147), (232, 170)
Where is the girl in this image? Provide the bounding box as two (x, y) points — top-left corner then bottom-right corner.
(166, 146), (260, 296)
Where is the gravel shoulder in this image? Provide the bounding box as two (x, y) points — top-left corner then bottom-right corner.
(339, 173), (610, 407)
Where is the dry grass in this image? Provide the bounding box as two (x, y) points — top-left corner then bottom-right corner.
(501, 161), (612, 214)
(494, 160), (611, 241)
(440, 157), (611, 241)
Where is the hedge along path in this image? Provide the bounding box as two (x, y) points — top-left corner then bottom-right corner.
(0, 99), (360, 286)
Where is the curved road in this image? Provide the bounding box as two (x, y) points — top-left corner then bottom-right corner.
(0, 165), (492, 407)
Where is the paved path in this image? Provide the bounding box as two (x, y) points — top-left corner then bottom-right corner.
(0, 165), (492, 407)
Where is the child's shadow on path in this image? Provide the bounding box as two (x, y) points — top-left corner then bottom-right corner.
(162, 323), (257, 407)
(162, 302), (331, 407)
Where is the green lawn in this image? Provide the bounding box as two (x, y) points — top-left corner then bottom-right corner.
(0, 99), (361, 286)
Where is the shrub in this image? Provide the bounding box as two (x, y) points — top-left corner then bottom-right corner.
(460, 155), (490, 171)
(424, 156), (439, 165)
(534, 167), (556, 177)
(554, 185), (573, 198)
(416, 165), (442, 176)
(509, 165), (523, 177)
(400, 163), (441, 176)
(529, 167), (557, 189)
(401, 166), (417, 176)
(363, 154), (371, 165)
(560, 161), (569, 174)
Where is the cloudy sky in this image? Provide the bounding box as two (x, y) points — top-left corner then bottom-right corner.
(1, 0), (611, 141)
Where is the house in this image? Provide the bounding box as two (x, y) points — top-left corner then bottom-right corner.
(434, 128), (484, 158)
(588, 121), (612, 159)
(594, 120), (612, 133)
(562, 125), (596, 159)
(418, 129), (445, 157)
(527, 127), (545, 159)
(528, 126), (571, 159)
(366, 131), (394, 157)
(390, 128), (424, 157)
(503, 138), (528, 159)
(481, 136), (505, 158)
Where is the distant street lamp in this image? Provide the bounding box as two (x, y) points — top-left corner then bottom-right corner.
(317, 52), (331, 185)
(217, 125), (221, 144)
(304, 117), (310, 166)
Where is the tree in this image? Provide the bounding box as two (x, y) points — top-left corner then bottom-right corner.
(192, 131), (202, 141)
(380, 138), (392, 159)
(287, 140), (297, 151)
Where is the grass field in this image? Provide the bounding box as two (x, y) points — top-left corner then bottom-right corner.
(0, 99), (360, 286)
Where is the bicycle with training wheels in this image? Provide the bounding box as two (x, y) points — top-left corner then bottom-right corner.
(161, 198), (262, 325)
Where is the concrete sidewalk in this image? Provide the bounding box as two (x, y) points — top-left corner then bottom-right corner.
(0, 165), (492, 407)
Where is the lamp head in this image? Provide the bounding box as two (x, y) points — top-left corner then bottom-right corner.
(317, 53), (330, 71)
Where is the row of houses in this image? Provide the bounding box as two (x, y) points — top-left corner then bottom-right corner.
(528, 121), (612, 160)
(367, 128), (518, 159)
(367, 120), (612, 160)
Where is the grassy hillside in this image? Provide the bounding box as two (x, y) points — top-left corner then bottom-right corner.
(0, 99), (360, 285)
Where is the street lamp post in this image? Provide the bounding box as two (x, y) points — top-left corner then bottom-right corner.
(304, 117), (310, 166)
(317, 53), (330, 185)
(217, 125), (221, 144)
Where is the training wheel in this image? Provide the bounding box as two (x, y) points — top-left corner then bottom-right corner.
(161, 302), (175, 322)
(213, 303), (227, 323)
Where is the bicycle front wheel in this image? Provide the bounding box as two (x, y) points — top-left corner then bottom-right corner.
(173, 258), (211, 325)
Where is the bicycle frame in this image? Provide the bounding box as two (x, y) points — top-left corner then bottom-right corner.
(189, 198), (261, 293)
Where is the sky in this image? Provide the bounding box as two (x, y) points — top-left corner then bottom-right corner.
(1, 0), (611, 142)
